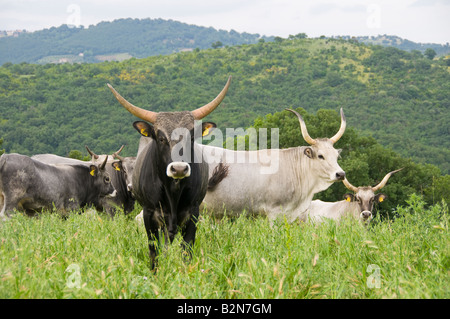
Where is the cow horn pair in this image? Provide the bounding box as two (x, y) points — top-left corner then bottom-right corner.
(107, 76), (232, 123)
(85, 145), (124, 160)
(285, 108), (346, 145)
(343, 168), (403, 192)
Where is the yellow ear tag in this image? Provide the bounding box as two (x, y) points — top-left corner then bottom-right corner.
(346, 197), (351, 202)
(140, 128), (148, 137)
(379, 197), (384, 202)
(202, 127), (210, 137)
(90, 169), (96, 176)
(114, 166), (121, 171)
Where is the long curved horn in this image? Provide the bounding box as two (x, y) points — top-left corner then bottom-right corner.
(329, 108), (346, 144)
(372, 168), (403, 192)
(343, 177), (359, 193)
(113, 145), (125, 161)
(107, 83), (158, 123)
(85, 145), (99, 160)
(191, 76), (231, 120)
(285, 108), (316, 145)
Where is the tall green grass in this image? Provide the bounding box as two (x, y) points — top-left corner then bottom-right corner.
(0, 194), (448, 299)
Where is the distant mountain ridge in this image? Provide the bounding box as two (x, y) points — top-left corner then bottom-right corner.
(1, 18), (449, 65)
(334, 34), (450, 56)
(0, 18), (272, 64)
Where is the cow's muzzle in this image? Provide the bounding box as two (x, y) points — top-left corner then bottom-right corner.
(106, 190), (117, 198)
(335, 171), (346, 181)
(167, 162), (191, 179)
(360, 210), (372, 221)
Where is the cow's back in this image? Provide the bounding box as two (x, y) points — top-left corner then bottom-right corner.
(304, 199), (360, 223)
(0, 154), (62, 213)
(201, 146), (313, 220)
(31, 154), (88, 166)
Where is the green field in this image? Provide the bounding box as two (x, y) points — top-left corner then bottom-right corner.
(0, 194), (448, 299)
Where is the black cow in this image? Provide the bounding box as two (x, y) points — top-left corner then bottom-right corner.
(0, 153), (115, 219)
(107, 76), (231, 269)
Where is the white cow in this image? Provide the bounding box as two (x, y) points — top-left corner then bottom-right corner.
(303, 169), (402, 224)
(201, 108), (347, 222)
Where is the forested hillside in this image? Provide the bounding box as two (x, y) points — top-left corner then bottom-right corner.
(0, 36), (449, 182)
(0, 18), (271, 64)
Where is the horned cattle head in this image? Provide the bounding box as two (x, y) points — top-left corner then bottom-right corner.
(85, 145), (125, 164)
(108, 76), (231, 180)
(285, 108), (347, 184)
(343, 168), (403, 222)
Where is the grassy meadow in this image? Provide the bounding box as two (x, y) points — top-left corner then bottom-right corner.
(0, 194), (448, 299)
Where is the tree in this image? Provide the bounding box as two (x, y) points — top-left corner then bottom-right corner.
(211, 41), (223, 49)
(424, 48), (437, 60)
(68, 150), (89, 161)
(274, 37), (283, 43)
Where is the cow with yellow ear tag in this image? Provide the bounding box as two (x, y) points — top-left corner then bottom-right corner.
(303, 169), (403, 224)
(109, 76), (230, 269)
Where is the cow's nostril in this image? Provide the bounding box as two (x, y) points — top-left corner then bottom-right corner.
(336, 171), (346, 180)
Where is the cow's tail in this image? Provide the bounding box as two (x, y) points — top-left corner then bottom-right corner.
(208, 162), (229, 191)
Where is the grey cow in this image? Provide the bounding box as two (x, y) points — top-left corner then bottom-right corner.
(0, 153), (116, 219)
(85, 146), (136, 216)
(32, 146), (136, 216)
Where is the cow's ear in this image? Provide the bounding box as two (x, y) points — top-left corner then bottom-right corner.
(112, 161), (122, 172)
(133, 121), (155, 139)
(89, 165), (98, 177)
(375, 193), (386, 203)
(343, 193), (354, 202)
(304, 147), (314, 159)
(202, 122), (216, 137)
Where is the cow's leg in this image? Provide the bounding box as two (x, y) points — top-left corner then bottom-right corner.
(180, 206), (200, 261)
(1, 194), (20, 220)
(143, 207), (168, 271)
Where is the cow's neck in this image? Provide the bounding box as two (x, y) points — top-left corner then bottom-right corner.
(288, 147), (333, 213)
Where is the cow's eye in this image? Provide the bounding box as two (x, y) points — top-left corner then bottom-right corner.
(104, 176), (111, 183)
(318, 155), (325, 160)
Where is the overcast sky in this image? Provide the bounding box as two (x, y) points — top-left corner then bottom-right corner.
(1, 0), (449, 44)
